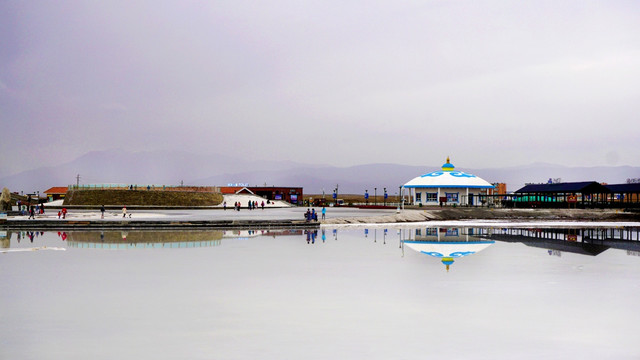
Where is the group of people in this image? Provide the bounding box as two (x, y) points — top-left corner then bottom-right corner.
(27, 205), (43, 219)
(224, 200), (266, 211)
(21, 202), (46, 218)
(304, 207), (326, 221)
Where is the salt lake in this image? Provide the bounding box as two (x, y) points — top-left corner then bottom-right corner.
(2, 225), (640, 359)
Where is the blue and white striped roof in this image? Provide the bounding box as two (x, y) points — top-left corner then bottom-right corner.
(403, 157), (494, 189)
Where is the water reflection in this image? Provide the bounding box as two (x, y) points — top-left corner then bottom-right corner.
(484, 227), (640, 257)
(3, 225), (640, 359)
(400, 227), (495, 271)
(223, 229), (303, 240)
(67, 230), (224, 249)
(3, 226), (640, 260)
(1, 230), (46, 247)
(393, 226), (640, 265)
(67, 229), (308, 249)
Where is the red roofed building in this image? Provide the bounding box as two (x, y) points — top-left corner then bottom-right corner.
(43, 187), (68, 201)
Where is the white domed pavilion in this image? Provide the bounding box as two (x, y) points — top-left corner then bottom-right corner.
(402, 157), (494, 206)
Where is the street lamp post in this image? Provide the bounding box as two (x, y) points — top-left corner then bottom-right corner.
(384, 188), (387, 206)
(365, 190), (368, 205)
(374, 187), (377, 206)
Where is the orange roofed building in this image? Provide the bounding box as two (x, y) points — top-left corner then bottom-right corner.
(43, 187), (68, 201)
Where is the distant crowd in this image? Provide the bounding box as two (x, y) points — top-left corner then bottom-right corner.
(223, 200), (267, 211)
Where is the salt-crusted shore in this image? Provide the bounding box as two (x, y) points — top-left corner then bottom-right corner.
(3, 207), (639, 230)
(321, 208), (640, 225)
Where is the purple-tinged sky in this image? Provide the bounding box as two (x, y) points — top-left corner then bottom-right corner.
(1, 1), (639, 176)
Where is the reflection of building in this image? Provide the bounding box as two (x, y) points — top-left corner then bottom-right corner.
(223, 229), (304, 240)
(402, 157), (494, 206)
(403, 227), (495, 271)
(67, 230), (223, 249)
(223, 229), (263, 239)
(1, 231), (9, 249)
(488, 228), (640, 256)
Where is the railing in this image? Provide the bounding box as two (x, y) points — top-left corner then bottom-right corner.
(68, 184), (220, 192)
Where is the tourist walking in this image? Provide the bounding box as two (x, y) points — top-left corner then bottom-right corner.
(100, 205), (105, 219)
(321, 206), (326, 220)
(28, 206), (35, 219)
(61, 207), (67, 219)
(122, 206), (127, 218)
(223, 201), (227, 210)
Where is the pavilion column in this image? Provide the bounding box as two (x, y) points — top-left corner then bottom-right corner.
(466, 188), (469, 206)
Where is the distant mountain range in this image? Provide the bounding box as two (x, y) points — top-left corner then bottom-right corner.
(1, 150), (638, 195)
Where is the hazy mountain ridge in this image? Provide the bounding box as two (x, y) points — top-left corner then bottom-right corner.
(1, 150), (638, 194)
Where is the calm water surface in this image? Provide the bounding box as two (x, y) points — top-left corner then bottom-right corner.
(2, 226), (640, 360)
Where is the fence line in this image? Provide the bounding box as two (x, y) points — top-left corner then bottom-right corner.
(68, 184), (220, 192)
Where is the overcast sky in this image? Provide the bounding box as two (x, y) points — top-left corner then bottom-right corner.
(1, 1), (639, 176)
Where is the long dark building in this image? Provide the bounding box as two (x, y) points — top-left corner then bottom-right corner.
(510, 181), (640, 208)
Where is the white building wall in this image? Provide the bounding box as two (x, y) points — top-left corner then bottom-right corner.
(412, 187), (486, 206)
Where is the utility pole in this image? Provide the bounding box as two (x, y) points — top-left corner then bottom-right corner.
(76, 174), (81, 188)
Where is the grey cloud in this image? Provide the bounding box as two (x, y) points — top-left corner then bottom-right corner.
(0, 1), (639, 177)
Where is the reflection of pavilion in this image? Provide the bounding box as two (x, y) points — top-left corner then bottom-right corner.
(402, 227), (495, 271)
(67, 230), (223, 249)
(485, 228), (640, 256)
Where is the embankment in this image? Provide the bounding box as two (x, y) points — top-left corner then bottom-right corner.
(63, 189), (223, 207)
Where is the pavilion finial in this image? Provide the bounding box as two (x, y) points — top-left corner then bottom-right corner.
(441, 156), (455, 172)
